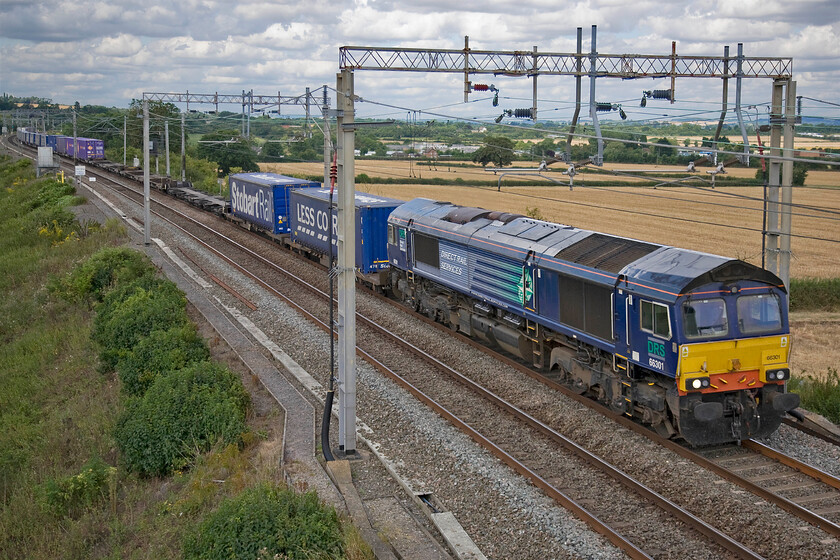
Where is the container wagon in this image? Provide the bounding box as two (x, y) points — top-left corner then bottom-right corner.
(289, 188), (403, 285)
(228, 172), (320, 235)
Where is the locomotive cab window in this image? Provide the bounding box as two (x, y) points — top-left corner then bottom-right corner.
(388, 224), (396, 244)
(683, 298), (728, 339)
(737, 294), (781, 334)
(641, 300), (671, 339)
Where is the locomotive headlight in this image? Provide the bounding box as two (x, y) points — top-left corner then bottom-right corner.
(686, 377), (711, 392)
(765, 368), (790, 382)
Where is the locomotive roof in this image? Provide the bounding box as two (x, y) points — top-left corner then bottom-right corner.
(391, 198), (785, 302)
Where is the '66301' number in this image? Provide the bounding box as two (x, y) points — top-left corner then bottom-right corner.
(648, 357), (665, 371)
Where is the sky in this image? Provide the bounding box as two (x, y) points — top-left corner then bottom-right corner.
(1, 0), (839, 125)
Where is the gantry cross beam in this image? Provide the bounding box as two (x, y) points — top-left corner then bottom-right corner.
(340, 45), (792, 79)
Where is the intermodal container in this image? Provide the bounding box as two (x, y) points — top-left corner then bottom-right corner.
(289, 188), (403, 274)
(57, 136), (74, 157)
(76, 138), (105, 160)
(228, 173), (320, 235)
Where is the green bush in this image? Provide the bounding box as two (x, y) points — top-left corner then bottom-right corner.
(92, 276), (189, 372)
(117, 324), (210, 396)
(51, 247), (154, 304)
(790, 278), (840, 312)
(114, 361), (249, 477)
(789, 369), (840, 425)
(183, 483), (343, 560)
(36, 456), (116, 518)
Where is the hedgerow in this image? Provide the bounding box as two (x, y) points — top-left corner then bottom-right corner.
(183, 483), (343, 560)
(117, 324), (210, 397)
(50, 247), (153, 304)
(114, 361), (249, 477)
(92, 275), (189, 372)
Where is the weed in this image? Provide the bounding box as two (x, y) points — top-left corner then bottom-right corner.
(789, 368), (840, 425)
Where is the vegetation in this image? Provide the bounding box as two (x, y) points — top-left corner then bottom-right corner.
(0, 156), (371, 559)
(790, 278), (840, 312)
(184, 483), (344, 560)
(789, 369), (840, 424)
(115, 361), (249, 477)
(471, 135), (515, 167)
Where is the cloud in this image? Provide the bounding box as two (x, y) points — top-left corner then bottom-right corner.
(0, 0), (836, 118)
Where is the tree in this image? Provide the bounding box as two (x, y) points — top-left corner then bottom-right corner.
(261, 141), (284, 160)
(195, 128), (259, 175)
(472, 135), (515, 167)
(126, 99), (182, 154)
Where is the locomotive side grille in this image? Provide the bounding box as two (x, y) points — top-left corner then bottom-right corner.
(555, 233), (658, 273)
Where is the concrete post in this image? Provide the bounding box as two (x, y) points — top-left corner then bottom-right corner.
(336, 70), (357, 454)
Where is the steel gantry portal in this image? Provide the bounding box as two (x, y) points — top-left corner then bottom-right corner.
(333, 27), (798, 452)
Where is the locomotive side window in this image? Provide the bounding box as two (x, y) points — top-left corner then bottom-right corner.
(413, 232), (440, 268)
(683, 298), (728, 338)
(737, 294), (781, 334)
(388, 224), (395, 244)
(641, 300), (671, 339)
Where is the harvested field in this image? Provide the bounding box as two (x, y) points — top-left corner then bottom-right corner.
(262, 160), (840, 278)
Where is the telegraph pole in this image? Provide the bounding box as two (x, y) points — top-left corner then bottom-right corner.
(336, 69), (357, 454)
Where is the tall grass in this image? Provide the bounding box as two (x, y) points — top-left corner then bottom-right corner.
(789, 369), (840, 425)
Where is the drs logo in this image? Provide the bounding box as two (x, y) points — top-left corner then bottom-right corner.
(647, 340), (666, 358)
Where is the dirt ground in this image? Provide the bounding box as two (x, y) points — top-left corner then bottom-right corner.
(261, 160), (840, 378)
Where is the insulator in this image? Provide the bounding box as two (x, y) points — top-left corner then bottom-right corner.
(513, 108), (533, 118)
(329, 163), (337, 181)
(473, 84), (490, 91)
(651, 89), (672, 100)
(595, 103), (613, 112)
(492, 92), (499, 107)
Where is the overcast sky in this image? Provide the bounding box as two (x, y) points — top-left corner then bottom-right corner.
(1, 0), (838, 124)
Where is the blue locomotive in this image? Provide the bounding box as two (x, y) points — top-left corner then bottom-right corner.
(386, 198), (799, 446)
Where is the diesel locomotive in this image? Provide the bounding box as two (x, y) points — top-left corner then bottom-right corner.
(386, 198), (799, 446)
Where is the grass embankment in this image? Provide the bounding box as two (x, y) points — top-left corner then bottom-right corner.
(0, 156), (371, 559)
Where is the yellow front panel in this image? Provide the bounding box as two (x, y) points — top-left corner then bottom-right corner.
(678, 335), (789, 393)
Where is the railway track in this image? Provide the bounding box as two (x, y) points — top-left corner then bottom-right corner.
(37, 146), (763, 559)
(5, 137), (840, 558)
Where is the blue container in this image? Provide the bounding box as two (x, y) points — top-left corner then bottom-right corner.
(229, 173), (320, 235)
(289, 188), (403, 274)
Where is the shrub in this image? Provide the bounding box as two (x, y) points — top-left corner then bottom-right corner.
(788, 368), (840, 425)
(36, 456), (116, 518)
(92, 276), (189, 372)
(183, 483), (343, 560)
(51, 247), (153, 304)
(117, 324), (210, 397)
(114, 361), (249, 477)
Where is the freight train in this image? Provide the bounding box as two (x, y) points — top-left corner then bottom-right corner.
(16, 127), (104, 160)
(13, 130), (800, 446)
